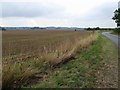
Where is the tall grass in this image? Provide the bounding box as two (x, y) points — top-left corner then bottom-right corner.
(2, 30), (98, 88)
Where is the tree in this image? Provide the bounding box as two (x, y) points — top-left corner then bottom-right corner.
(112, 8), (120, 27)
(86, 27), (92, 30)
(2, 27), (6, 31)
(95, 27), (100, 30)
(112, 8), (120, 34)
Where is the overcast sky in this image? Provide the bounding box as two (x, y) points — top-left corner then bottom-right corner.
(0, 0), (119, 28)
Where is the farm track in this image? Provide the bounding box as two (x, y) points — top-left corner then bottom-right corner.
(102, 32), (120, 48)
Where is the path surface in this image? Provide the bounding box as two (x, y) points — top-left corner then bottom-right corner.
(102, 32), (120, 49)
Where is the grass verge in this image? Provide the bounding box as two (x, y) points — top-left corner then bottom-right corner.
(26, 33), (118, 88)
(111, 28), (120, 35)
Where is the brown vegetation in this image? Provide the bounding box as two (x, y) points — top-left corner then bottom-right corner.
(2, 30), (98, 88)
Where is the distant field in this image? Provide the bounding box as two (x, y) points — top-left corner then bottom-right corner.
(2, 30), (98, 88)
(3, 30), (98, 64)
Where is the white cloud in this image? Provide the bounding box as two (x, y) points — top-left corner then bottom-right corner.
(0, 0), (119, 27)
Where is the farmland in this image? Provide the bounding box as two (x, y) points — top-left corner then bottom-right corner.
(2, 30), (98, 88)
(2, 30), (118, 88)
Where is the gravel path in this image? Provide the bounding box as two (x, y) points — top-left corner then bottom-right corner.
(102, 32), (120, 49)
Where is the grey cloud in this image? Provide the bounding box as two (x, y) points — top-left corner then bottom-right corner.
(72, 2), (117, 28)
(78, 2), (117, 21)
(2, 2), (64, 17)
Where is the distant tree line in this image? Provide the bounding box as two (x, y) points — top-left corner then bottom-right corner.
(31, 27), (46, 30)
(86, 27), (114, 31)
(86, 27), (100, 30)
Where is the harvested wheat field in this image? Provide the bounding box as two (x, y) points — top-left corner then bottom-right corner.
(2, 30), (98, 88)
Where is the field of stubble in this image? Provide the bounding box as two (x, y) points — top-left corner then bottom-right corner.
(2, 30), (98, 88)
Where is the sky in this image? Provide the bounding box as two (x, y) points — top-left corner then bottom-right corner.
(0, 0), (119, 28)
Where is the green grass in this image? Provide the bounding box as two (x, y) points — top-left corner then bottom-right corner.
(25, 33), (118, 88)
(95, 34), (118, 88)
(110, 28), (120, 35)
(110, 31), (118, 35)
